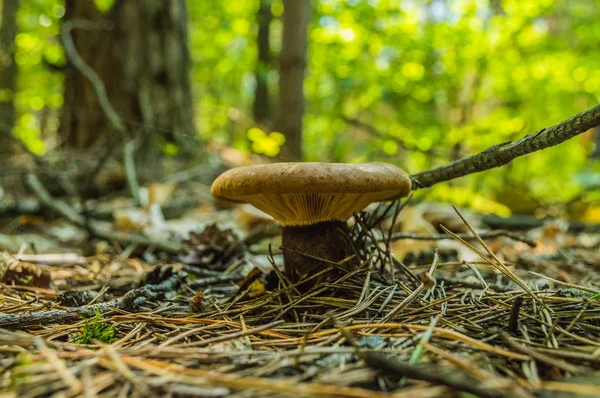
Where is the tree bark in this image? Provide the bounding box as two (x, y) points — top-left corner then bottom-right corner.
(253, 0), (272, 125)
(60, 0), (197, 159)
(275, 0), (309, 161)
(281, 221), (357, 291)
(0, 0), (19, 154)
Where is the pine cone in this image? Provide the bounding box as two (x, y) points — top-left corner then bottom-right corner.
(2, 259), (51, 288)
(179, 224), (244, 270)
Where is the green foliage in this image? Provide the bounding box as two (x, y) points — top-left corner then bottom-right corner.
(71, 310), (117, 345)
(94, 0), (116, 13)
(304, 0), (599, 207)
(247, 127), (285, 156)
(14, 0), (64, 154)
(188, 0), (261, 146)
(186, 0), (600, 209)
(12, 0), (600, 212)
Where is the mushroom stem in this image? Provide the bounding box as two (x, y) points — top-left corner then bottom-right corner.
(281, 220), (356, 289)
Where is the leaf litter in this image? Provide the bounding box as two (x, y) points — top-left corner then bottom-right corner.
(1, 201), (600, 398)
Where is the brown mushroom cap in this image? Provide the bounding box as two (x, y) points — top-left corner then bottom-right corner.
(211, 162), (411, 226)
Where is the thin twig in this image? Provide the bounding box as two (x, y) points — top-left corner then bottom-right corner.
(412, 102), (600, 188)
(60, 20), (126, 135)
(25, 173), (180, 253)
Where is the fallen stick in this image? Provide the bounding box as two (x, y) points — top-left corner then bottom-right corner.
(24, 173), (181, 254)
(16, 253), (87, 266)
(0, 273), (179, 329)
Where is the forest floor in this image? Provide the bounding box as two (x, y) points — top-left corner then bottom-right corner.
(1, 176), (600, 398)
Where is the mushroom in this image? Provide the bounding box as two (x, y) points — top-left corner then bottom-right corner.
(210, 162), (411, 289)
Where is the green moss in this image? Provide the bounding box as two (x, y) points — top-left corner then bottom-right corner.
(71, 310), (117, 345)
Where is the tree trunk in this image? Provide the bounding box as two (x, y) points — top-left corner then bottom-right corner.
(253, 0), (272, 126)
(0, 0), (20, 154)
(275, 0), (309, 161)
(60, 0), (197, 159)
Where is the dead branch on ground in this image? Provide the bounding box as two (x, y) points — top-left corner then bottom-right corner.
(24, 173), (181, 254)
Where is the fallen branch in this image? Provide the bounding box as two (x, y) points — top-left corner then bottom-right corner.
(411, 103), (600, 189)
(24, 173), (85, 225)
(187, 274), (244, 289)
(0, 273), (180, 329)
(24, 173), (180, 254)
(16, 253), (87, 266)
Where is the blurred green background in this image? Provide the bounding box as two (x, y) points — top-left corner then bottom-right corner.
(6, 0), (600, 217)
